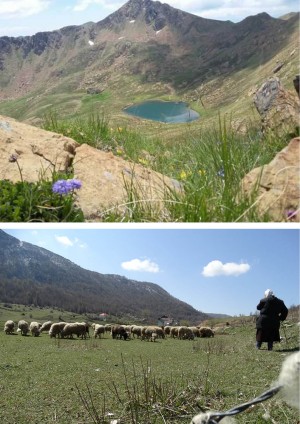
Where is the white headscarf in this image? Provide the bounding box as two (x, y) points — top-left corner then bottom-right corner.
(264, 289), (274, 298)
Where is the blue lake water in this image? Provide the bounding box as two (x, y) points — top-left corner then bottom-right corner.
(123, 100), (200, 123)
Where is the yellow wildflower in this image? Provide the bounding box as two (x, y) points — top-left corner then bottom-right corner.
(179, 170), (191, 180)
(138, 158), (149, 166)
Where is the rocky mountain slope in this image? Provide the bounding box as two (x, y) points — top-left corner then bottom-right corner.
(0, 0), (298, 112)
(0, 230), (208, 323)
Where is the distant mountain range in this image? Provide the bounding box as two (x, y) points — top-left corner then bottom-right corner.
(0, 0), (298, 121)
(0, 230), (208, 324)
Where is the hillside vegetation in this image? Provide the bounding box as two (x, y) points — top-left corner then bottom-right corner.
(0, 230), (208, 323)
(0, 303), (299, 423)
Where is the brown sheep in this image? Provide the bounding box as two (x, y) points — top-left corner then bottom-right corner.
(199, 326), (214, 338)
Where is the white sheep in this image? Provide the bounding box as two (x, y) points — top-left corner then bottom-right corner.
(61, 322), (87, 339)
(142, 326), (165, 341)
(4, 320), (15, 335)
(17, 320), (30, 336)
(49, 322), (67, 338)
(92, 323), (105, 339)
(131, 325), (143, 338)
(29, 321), (42, 337)
(40, 321), (52, 333)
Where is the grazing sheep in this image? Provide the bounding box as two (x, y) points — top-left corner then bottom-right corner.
(40, 321), (52, 333)
(61, 322), (87, 339)
(92, 323), (105, 339)
(79, 322), (90, 337)
(104, 324), (112, 333)
(170, 326), (179, 338)
(142, 326), (165, 341)
(151, 333), (158, 342)
(123, 325), (132, 335)
(29, 321), (42, 337)
(4, 320), (15, 335)
(199, 326), (214, 338)
(178, 326), (194, 340)
(154, 326), (165, 339)
(111, 325), (128, 340)
(131, 325), (143, 338)
(164, 326), (171, 337)
(49, 322), (67, 338)
(17, 320), (30, 336)
(190, 326), (200, 338)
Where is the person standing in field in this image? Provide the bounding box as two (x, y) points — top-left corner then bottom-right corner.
(256, 289), (288, 351)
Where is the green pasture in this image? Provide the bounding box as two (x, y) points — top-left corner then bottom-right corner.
(0, 305), (299, 423)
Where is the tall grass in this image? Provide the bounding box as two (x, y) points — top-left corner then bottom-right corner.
(42, 111), (292, 222)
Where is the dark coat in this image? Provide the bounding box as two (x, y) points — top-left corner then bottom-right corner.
(256, 295), (288, 342)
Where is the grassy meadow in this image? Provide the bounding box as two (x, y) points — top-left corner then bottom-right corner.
(41, 110), (296, 222)
(0, 304), (299, 423)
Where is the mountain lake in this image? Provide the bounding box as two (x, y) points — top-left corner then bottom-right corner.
(123, 100), (200, 123)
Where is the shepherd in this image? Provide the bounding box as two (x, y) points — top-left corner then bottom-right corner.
(255, 289), (288, 351)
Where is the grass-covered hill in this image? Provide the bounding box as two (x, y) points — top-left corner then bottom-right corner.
(0, 230), (208, 323)
(0, 303), (299, 423)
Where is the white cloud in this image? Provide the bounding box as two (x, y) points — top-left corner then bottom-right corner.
(73, 0), (122, 13)
(54, 235), (88, 249)
(0, 0), (51, 19)
(202, 260), (250, 277)
(162, 0), (297, 21)
(55, 235), (74, 247)
(121, 258), (160, 273)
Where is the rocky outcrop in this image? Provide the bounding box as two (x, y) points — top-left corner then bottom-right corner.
(74, 144), (181, 219)
(0, 117), (77, 183)
(253, 77), (300, 135)
(241, 137), (300, 222)
(0, 115), (181, 221)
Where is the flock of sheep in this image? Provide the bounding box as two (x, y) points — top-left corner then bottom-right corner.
(4, 319), (215, 341)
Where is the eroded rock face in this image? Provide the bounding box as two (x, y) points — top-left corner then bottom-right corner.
(241, 137), (300, 222)
(253, 77), (300, 135)
(0, 114), (181, 221)
(0, 115), (78, 183)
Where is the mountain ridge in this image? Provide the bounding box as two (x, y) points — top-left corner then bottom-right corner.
(0, 230), (208, 324)
(0, 0), (298, 115)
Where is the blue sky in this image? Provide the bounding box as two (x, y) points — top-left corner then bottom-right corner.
(2, 227), (299, 316)
(0, 0), (298, 36)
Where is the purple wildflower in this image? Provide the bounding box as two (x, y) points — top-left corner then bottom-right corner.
(9, 154), (18, 163)
(286, 209), (297, 221)
(69, 179), (82, 189)
(52, 179), (82, 195)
